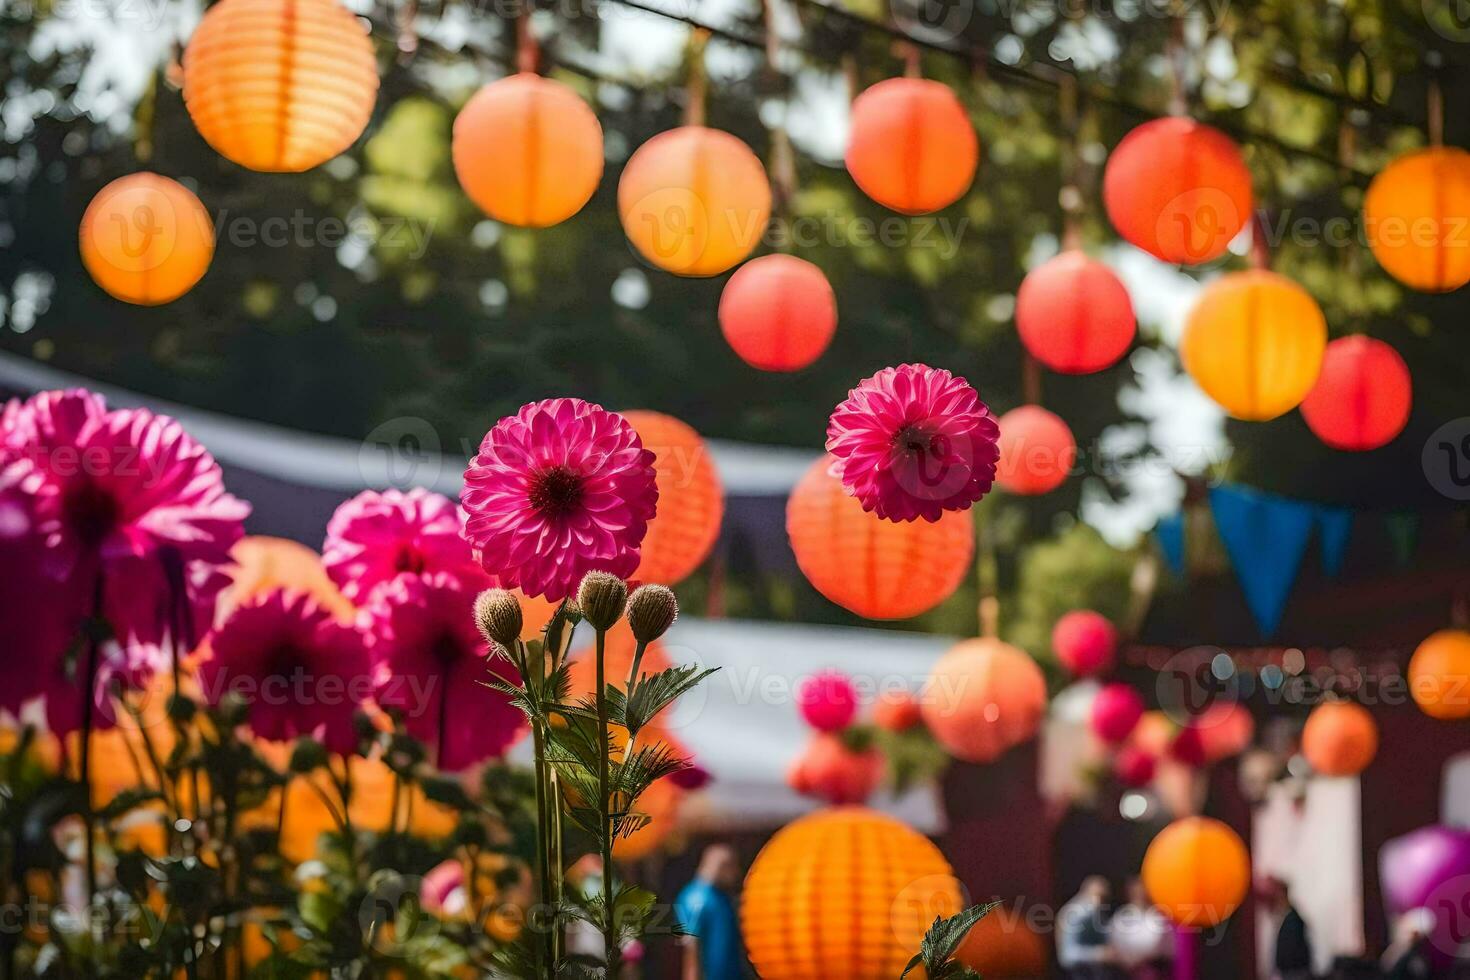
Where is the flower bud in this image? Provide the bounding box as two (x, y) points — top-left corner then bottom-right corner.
(475, 589), (523, 647)
(576, 571), (628, 631)
(627, 584), (678, 643)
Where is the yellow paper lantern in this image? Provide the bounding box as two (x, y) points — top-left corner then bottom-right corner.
(921, 638), (1047, 763)
(452, 73), (604, 228)
(79, 173), (214, 306)
(1363, 147), (1470, 292)
(1142, 817), (1250, 928)
(786, 456), (974, 620)
(183, 0), (379, 173)
(618, 126), (771, 277)
(1179, 270), (1326, 420)
(1409, 629), (1470, 720)
(742, 807), (963, 980)
(623, 410), (725, 586)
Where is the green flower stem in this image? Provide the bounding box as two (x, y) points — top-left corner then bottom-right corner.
(78, 576), (104, 919)
(521, 637), (556, 975)
(594, 627), (617, 974)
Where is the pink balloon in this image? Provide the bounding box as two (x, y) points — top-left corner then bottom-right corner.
(1091, 683), (1144, 744)
(797, 669), (858, 732)
(1053, 610), (1119, 676)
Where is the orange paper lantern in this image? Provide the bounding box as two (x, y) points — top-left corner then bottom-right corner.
(786, 456), (974, 620)
(1015, 251), (1136, 374)
(718, 254), (837, 371)
(957, 908), (1048, 977)
(741, 807), (963, 980)
(1409, 629), (1470, 720)
(921, 638), (1047, 763)
(845, 78), (979, 215)
(621, 411), (724, 585)
(787, 732), (885, 806)
(1103, 118), (1252, 265)
(995, 405), (1077, 496)
(613, 776), (683, 862)
(452, 73), (604, 228)
(1363, 147), (1470, 292)
(1302, 701), (1378, 776)
(1299, 336), (1412, 451)
(618, 127), (771, 276)
(183, 0), (379, 173)
(1180, 270), (1327, 420)
(79, 173), (214, 306)
(1142, 817), (1251, 928)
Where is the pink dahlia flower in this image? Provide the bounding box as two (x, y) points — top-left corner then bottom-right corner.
(825, 363), (1000, 523)
(324, 488), (487, 602)
(198, 590), (373, 755)
(461, 399), (659, 601)
(365, 572), (523, 771)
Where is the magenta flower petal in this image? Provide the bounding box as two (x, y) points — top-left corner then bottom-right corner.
(324, 488), (488, 601)
(199, 590), (372, 755)
(461, 399), (658, 601)
(826, 363), (1000, 523)
(364, 572), (524, 771)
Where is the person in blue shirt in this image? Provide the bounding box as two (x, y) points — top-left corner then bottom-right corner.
(674, 844), (747, 980)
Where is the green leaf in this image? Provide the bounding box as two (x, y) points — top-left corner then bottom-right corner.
(419, 774), (475, 810)
(614, 665), (717, 737)
(900, 902), (999, 979)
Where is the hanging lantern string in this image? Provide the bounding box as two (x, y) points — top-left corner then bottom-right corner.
(762, 0), (798, 239)
(515, 9), (540, 74)
(1337, 114), (1366, 331)
(899, 40), (921, 79)
(1166, 12), (1189, 117)
(540, 0), (1389, 180)
(1428, 73), (1444, 147)
(684, 27), (710, 127)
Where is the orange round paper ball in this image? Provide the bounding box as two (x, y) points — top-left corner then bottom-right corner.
(741, 807), (963, 980)
(1409, 629), (1470, 720)
(1103, 118), (1252, 265)
(1142, 817), (1251, 928)
(618, 126), (771, 277)
(1193, 701), (1255, 764)
(786, 733), (885, 806)
(921, 638), (1047, 763)
(623, 410), (724, 586)
(845, 78), (979, 215)
(452, 73), (604, 228)
(956, 910), (1048, 977)
(873, 690), (923, 732)
(718, 254), (837, 371)
(1180, 270), (1327, 420)
(995, 405), (1076, 495)
(1363, 147), (1470, 292)
(79, 173), (214, 306)
(1299, 336), (1412, 451)
(1016, 251), (1135, 374)
(1302, 701), (1378, 776)
(183, 0), (378, 173)
(786, 456), (974, 620)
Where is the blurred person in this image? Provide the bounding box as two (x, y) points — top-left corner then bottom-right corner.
(674, 844), (746, 980)
(1058, 876), (1117, 980)
(1381, 909), (1435, 980)
(1111, 878), (1172, 980)
(1265, 878), (1313, 980)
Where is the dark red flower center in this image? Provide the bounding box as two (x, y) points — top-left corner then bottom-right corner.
(894, 424), (934, 456)
(394, 543), (426, 575)
(528, 465), (585, 519)
(61, 478), (119, 549)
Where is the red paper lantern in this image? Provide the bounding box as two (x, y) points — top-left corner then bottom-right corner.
(718, 255), (837, 371)
(1115, 745), (1157, 788)
(1142, 817), (1251, 927)
(452, 73), (604, 228)
(797, 669), (858, 733)
(845, 78), (979, 215)
(995, 406), (1076, 495)
(921, 638), (1047, 763)
(1103, 118), (1252, 265)
(786, 733), (884, 806)
(1052, 610), (1118, 677)
(786, 456), (974, 620)
(1299, 336), (1412, 451)
(1016, 251), (1136, 374)
(1091, 684), (1143, 744)
(1302, 701), (1378, 776)
(622, 410), (724, 586)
